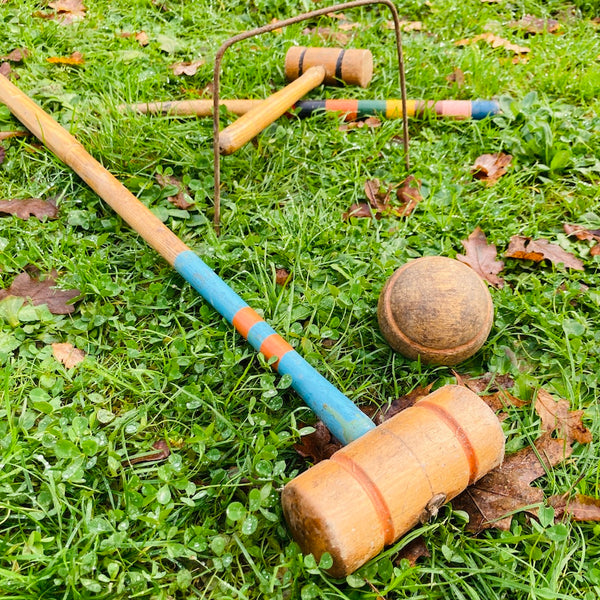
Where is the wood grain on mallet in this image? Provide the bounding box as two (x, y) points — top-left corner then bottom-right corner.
(282, 385), (505, 578)
(218, 65), (326, 155)
(285, 46), (373, 88)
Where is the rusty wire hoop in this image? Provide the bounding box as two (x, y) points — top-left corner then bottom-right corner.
(212, 0), (410, 232)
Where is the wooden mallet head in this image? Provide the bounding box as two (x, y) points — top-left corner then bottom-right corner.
(218, 46), (373, 155)
(282, 385), (505, 577)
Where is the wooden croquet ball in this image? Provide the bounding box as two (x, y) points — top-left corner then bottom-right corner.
(377, 256), (493, 365)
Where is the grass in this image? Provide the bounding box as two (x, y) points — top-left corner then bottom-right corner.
(1, 0), (600, 598)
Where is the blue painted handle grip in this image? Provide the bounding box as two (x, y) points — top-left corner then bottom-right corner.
(174, 250), (376, 445)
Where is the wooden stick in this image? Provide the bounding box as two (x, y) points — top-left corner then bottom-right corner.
(218, 65), (326, 155)
(0, 73), (376, 445)
(120, 98), (262, 116)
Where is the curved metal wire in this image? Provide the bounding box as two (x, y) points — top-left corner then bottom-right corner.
(212, 0), (410, 232)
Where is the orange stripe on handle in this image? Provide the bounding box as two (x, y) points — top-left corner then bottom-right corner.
(232, 306), (264, 339)
(326, 99), (359, 121)
(260, 334), (294, 368)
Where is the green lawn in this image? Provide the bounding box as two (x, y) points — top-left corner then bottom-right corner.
(1, 0), (599, 598)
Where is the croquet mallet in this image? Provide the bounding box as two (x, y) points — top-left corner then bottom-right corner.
(218, 46), (373, 154)
(0, 74), (504, 577)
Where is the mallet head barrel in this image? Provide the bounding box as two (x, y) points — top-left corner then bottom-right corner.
(282, 385), (505, 577)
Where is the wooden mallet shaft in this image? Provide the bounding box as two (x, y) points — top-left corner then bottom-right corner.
(0, 73), (376, 445)
(218, 46), (373, 154)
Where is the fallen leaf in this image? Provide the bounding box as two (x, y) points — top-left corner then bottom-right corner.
(294, 421), (342, 464)
(0, 63), (16, 80)
(394, 536), (430, 566)
(302, 27), (350, 45)
(395, 175), (422, 217)
(52, 342), (86, 368)
(446, 68), (465, 88)
(122, 440), (171, 466)
(0, 131), (29, 141)
(342, 202), (373, 220)
(453, 434), (573, 532)
(0, 146), (4, 165)
(155, 174), (194, 209)
(534, 388), (592, 444)
(343, 176), (421, 221)
(457, 227), (505, 288)
(563, 223), (600, 242)
(371, 384), (434, 424)
(338, 22), (360, 31)
(47, 51), (85, 66)
(0, 270), (79, 314)
(384, 20), (424, 32)
(48, 0), (86, 24)
(0, 198), (58, 220)
(455, 32), (530, 55)
(505, 236), (584, 270)
(339, 116), (382, 131)
(120, 31), (150, 46)
(549, 494), (600, 522)
(169, 59), (205, 76)
(0, 48), (29, 62)
(275, 268), (291, 286)
(471, 152), (512, 184)
(508, 15), (560, 35)
(454, 371), (515, 394)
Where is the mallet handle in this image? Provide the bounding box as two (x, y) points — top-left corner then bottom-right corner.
(0, 73), (375, 445)
(122, 98), (500, 120)
(218, 65), (325, 155)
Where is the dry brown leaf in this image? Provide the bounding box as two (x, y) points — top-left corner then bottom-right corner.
(384, 20), (424, 32)
(169, 59), (205, 76)
(275, 268), (291, 286)
(0, 146), (4, 165)
(294, 421), (343, 464)
(534, 388), (592, 444)
(120, 31), (150, 46)
(0, 131), (28, 141)
(394, 536), (430, 566)
(395, 175), (422, 217)
(0, 63), (16, 79)
(47, 51), (85, 66)
(549, 494), (600, 522)
(122, 440), (171, 466)
(446, 68), (465, 88)
(52, 342), (86, 368)
(508, 14), (560, 35)
(1, 48), (29, 62)
(155, 173), (194, 209)
(563, 223), (600, 241)
(0, 198), (58, 221)
(455, 32), (530, 55)
(454, 371), (515, 394)
(339, 116), (382, 131)
(342, 202), (373, 220)
(48, 0), (86, 23)
(453, 434), (573, 532)
(471, 152), (512, 184)
(457, 227), (505, 288)
(371, 384), (434, 424)
(505, 236), (584, 270)
(0, 270), (79, 314)
(302, 27), (350, 46)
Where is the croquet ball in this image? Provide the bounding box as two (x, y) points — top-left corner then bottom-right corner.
(377, 256), (493, 365)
